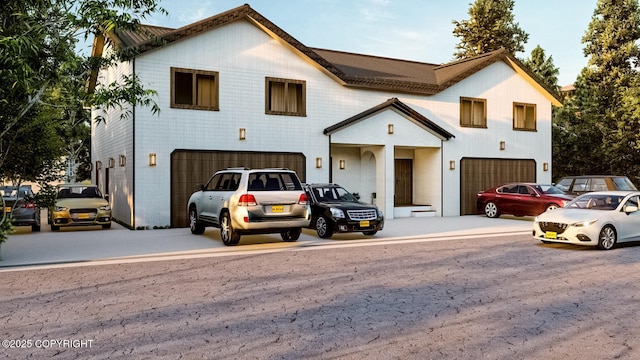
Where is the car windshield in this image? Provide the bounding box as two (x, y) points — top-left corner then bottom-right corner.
(57, 186), (102, 199)
(0, 187), (31, 198)
(566, 194), (625, 210)
(613, 177), (637, 190)
(533, 184), (565, 195)
(312, 186), (358, 202)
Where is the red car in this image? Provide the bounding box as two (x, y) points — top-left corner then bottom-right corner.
(477, 183), (575, 218)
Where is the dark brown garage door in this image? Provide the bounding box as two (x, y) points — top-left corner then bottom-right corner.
(171, 150), (306, 227)
(460, 158), (536, 215)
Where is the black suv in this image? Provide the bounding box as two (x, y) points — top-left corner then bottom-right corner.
(304, 183), (384, 238)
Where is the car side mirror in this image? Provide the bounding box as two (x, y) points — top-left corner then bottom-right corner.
(624, 205), (638, 214)
(105, 194), (110, 202)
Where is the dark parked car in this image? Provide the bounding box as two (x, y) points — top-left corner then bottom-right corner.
(304, 183), (384, 238)
(555, 175), (637, 195)
(1, 185), (41, 231)
(477, 183), (575, 218)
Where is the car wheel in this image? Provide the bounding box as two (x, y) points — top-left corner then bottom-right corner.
(597, 225), (617, 250)
(484, 202), (500, 218)
(32, 224), (41, 232)
(281, 228), (302, 242)
(102, 223), (111, 229)
(220, 211), (240, 246)
(50, 224), (59, 231)
(363, 230), (378, 236)
(315, 216), (334, 238)
(189, 207), (205, 235)
(545, 204), (560, 212)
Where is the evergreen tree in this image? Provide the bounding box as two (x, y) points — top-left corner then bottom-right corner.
(452, 0), (529, 59)
(523, 45), (560, 96)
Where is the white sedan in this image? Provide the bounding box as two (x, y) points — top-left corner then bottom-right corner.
(533, 191), (640, 250)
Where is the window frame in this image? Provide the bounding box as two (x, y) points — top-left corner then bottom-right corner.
(513, 102), (537, 131)
(170, 67), (219, 111)
(459, 97), (487, 128)
(265, 77), (306, 116)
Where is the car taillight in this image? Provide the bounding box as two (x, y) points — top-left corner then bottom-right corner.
(298, 193), (308, 205)
(21, 203), (35, 209)
(238, 194), (257, 206)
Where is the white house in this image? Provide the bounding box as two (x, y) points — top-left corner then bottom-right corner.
(89, 4), (561, 229)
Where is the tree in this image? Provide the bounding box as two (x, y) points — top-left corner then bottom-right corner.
(452, 0), (529, 59)
(523, 45), (560, 96)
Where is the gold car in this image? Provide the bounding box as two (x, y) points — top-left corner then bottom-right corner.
(49, 184), (111, 230)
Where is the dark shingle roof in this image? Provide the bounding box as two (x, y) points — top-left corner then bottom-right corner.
(101, 4), (560, 104)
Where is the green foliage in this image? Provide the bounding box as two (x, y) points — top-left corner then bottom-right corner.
(452, 0), (529, 59)
(0, 215), (13, 245)
(523, 45), (560, 95)
(553, 0), (640, 185)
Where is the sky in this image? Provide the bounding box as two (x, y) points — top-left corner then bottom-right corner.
(138, 0), (599, 86)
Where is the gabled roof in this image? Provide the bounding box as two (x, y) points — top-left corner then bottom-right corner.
(324, 98), (455, 141)
(96, 4), (561, 105)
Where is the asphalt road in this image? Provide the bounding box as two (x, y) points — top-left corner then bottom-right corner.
(2, 232), (640, 359)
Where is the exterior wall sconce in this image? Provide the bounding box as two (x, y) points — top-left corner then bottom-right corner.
(339, 160), (346, 170)
(239, 128), (246, 140)
(96, 161), (102, 170)
(388, 124), (394, 134)
(543, 162), (549, 172)
(315, 157), (322, 168)
(499, 141), (506, 150)
(149, 153), (157, 167)
(108, 157), (115, 168)
(449, 160), (455, 170)
(119, 155), (126, 167)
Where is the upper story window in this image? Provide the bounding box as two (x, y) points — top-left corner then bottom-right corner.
(460, 97), (486, 128)
(513, 102), (536, 131)
(265, 77), (306, 116)
(171, 67), (219, 111)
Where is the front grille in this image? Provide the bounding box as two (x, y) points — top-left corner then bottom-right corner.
(70, 208), (97, 222)
(347, 209), (377, 221)
(539, 222), (568, 234)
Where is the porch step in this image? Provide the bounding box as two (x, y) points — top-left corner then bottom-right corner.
(411, 209), (437, 218)
(394, 205), (435, 218)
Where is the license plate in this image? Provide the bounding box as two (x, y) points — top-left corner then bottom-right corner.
(4, 207), (11, 213)
(360, 220), (370, 227)
(271, 205), (284, 213)
(544, 231), (557, 239)
(78, 213), (90, 220)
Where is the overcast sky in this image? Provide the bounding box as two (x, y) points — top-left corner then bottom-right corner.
(137, 0), (598, 86)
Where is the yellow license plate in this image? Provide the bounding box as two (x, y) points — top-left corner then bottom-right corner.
(271, 205), (284, 213)
(544, 231), (557, 239)
(78, 213), (90, 219)
(5, 207), (11, 213)
(360, 220), (370, 227)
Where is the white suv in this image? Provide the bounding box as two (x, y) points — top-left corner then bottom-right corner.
(187, 168), (310, 245)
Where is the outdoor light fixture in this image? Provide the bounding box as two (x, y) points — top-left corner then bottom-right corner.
(500, 141), (506, 150)
(239, 128), (246, 140)
(119, 155), (126, 167)
(96, 161), (102, 170)
(388, 123), (394, 134)
(339, 160), (346, 170)
(543, 162), (549, 172)
(108, 158), (115, 168)
(449, 160), (455, 170)
(149, 153), (157, 167)
(316, 157), (322, 168)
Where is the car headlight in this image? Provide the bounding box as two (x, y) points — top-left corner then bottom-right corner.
(99, 205), (111, 211)
(330, 207), (345, 218)
(54, 206), (68, 212)
(377, 209), (384, 217)
(572, 219), (597, 227)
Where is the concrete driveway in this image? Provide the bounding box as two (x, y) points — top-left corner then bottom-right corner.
(0, 215), (533, 268)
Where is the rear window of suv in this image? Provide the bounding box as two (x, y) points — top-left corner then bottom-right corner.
(613, 177), (637, 190)
(248, 172), (302, 191)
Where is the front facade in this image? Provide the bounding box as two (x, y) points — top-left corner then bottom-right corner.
(90, 4), (561, 229)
